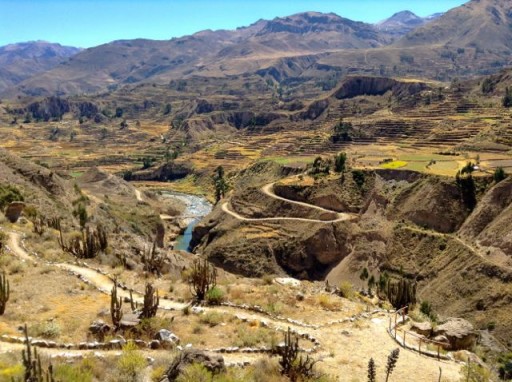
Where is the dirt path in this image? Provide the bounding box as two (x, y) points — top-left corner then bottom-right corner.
(3, 232), (462, 381)
(7, 231), (35, 263)
(134, 188), (144, 202)
(221, 181), (356, 223)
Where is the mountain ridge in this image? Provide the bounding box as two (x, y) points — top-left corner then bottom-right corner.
(0, 41), (81, 92)
(4, 2), (512, 98)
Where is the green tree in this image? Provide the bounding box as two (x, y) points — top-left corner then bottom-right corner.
(503, 87), (512, 107)
(115, 107), (124, 118)
(360, 267), (369, 291)
(0, 184), (24, 210)
(73, 203), (88, 230)
(367, 274), (375, 296)
(494, 166), (506, 183)
(142, 157), (153, 169)
(213, 166), (228, 203)
(23, 112), (32, 123)
(481, 78), (494, 94)
(334, 152), (347, 173)
(332, 119), (353, 142)
(163, 103), (172, 115)
(352, 170), (365, 188)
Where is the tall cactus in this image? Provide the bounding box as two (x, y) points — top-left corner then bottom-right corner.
(111, 279), (123, 330)
(188, 258), (217, 301)
(387, 278), (417, 311)
(0, 270), (9, 315)
(58, 224), (108, 259)
(141, 283), (159, 319)
(21, 324), (55, 382)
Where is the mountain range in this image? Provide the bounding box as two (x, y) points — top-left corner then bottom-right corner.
(1, 0), (512, 98)
(0, 41), (81, 93)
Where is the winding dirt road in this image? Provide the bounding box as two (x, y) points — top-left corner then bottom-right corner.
(222, 181), (356, 223)
(1, 231), (462, 381)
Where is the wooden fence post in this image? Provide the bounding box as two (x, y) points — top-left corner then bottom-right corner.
(403, 331), (406, 347)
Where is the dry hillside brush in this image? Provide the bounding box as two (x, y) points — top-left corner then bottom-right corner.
(193, 166), (512, 345)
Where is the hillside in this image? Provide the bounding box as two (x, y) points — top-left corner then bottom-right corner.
(0, 41), (81, 93)
(375, 10), (443, 39)
(5, 2), (512, 98)
(1, 12), (390, 98)
(397, 0), (512, 57)
(192, 165), (512, 349)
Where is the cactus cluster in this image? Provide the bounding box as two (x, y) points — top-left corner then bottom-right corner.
(386, 278), (417, 311)
(274, 327), (316, 382)
(141, 239), (165, 276)
(0, 270), (9, 315)
(188, 258), (217, 301)
(58, 224), (108, 259)
(130, 283), (159, 319)
(110, 279), (123, 331)
(21, 324), (55, 382)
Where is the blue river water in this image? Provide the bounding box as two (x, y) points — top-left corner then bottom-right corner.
(161, 191), (212, 252)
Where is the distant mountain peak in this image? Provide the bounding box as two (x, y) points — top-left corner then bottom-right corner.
(256, 11), (377, 36)
(387, 10), (421, 21)
(375, 9), (442, 37)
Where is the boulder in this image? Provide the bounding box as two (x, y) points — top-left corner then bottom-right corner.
(411, 321), (432, 337)
(88, 320), (111, 335)
(160, 349), (225, 382)
(155, 329), (180, 349)
(432, 335), (451, 350)
(5, 202), (25, 223)
(433, 318), (477, 350)
(150, 340), (161, 349)
(119, 313), (140, 329)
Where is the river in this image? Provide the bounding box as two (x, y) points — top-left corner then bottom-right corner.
(161, 191), (212, 252)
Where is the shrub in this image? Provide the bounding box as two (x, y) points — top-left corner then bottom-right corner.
(262, 274), (274, 285)
(503, 87), (512, 107)
(494, 167), (506, 183)
(352, 170), (365, 188)
(32, 320), (61, 339)
(235, 327), (273, 348)
(206, 286), (225, 305)
(117, 342), (146, 381)
(200, 312), (223, 327)
(54, 364), (93, 382)
(338, 281), (354, 300)
(176, 363), (212, 382)
(317, 294), (340, 310)
(334, 152), (347, 173)
(460, 361), (491, 382)
(0, 184), (23, 210)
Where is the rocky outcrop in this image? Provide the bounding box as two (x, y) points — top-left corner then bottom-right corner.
(27, 96), (70, 121)
(334, 76), (427, 100)
(161, 349), (225, 382)
(298, 99), (329, 120)
(129, 163), (191, 182)
(459, 177), (512, 256)
(410, 321), (433, 337)
(4, 201), (24, 223)
(388, 177), (470, 233)
(194, 99), (214, 114)
(433, 318), (477, 350)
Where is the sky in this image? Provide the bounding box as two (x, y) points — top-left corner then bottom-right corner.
(0, 0), (467, 48)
